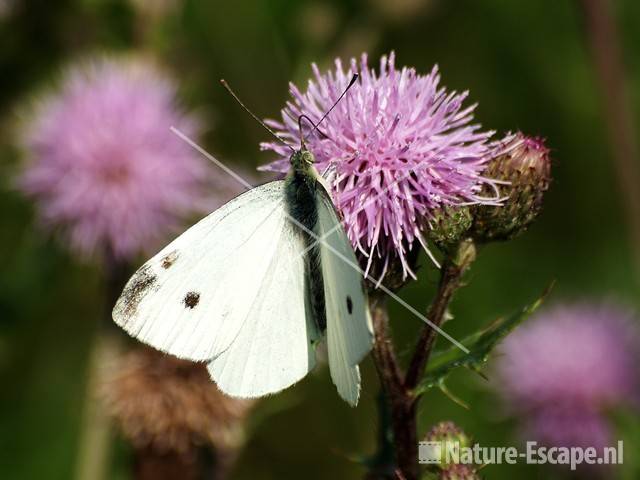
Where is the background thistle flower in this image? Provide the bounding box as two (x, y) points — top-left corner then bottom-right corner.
(471, 133), (551, 242)
(18, 57), (209, 261)
(261, 52), (499, 284)
(493, 303), (639, 450)
(102, 347), (254, 476)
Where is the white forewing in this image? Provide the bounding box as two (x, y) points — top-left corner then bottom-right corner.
(207, 218), (320, 397)
(316, 188), (374, 406)
(113, 181), (304, 363)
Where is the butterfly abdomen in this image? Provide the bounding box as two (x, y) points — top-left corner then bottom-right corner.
(285, 170), (327, 333)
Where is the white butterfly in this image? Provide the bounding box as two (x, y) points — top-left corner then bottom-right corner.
(112, 144), (374, 406)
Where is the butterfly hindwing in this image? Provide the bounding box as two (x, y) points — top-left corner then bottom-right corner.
(315, 185), (374, 406)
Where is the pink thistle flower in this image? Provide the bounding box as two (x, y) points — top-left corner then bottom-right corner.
(494, 303), (639, 449)
(524, 407), (612, 451)
(18, 57), (210, 260)
(261, 52), (499, 283)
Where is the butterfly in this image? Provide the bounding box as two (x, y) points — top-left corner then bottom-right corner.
(112, 76), (374, 406)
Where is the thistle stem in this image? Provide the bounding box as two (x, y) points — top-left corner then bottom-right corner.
(369, 240), (476, 480)
(405, 239), (476, 391)
(370, 294), (418, 480)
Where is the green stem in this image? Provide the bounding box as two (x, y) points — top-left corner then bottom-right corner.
(368, 240), (476, 480)
(366, 391), (397, 478)
(74, 249), (129, 480)
(369, 293), (417, 480)
(404, 239), (476, 392)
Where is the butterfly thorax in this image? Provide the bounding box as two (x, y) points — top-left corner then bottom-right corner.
(285, 149), (327, 333)
(285, 148), (323, 225)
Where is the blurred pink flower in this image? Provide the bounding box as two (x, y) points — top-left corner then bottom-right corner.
(494, 303), (639, 449)
(261, 52), (498, 282)
(525, 407), (612, 451)
(19, 58), (210, 260)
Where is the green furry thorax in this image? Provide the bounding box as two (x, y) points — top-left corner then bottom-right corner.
(284, 148), (322, 225)
(284, 148), (327, 333)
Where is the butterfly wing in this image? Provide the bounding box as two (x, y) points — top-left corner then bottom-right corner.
(315, 186), (374, 406)
(207, 217), (320, 397)
(113, 181), (316, 371)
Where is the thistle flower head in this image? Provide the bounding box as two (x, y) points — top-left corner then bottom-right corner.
(261, 52), (499, 284)
(472, 132), (551, 242)
(102, 348), (254, 454)
(18, 57), (209, 260)
(494, 303), (639, 448)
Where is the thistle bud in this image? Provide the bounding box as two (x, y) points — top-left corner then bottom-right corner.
(439, 464), (481, 480)
(472, 133), (551, 242)
(424, 421), (472, 469)
(429, 207), (473, 253)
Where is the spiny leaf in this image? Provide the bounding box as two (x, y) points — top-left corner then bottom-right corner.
(415, 284), (553, 396)
(438, 380), (469, 409)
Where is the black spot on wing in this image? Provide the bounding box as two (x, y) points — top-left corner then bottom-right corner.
(346, 295), (353, 314)
(119, 265), (158, 318)
(183, 291), (200, 309)
(161, 250), (178, 269)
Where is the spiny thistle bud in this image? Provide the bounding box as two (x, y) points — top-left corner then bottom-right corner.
(429, 207), (473, 253)
(439, 464), (481, 480)
(424, 421), (472, 469)
(471, 133), (551, 242)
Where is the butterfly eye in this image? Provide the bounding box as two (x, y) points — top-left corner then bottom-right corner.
(302, 151), (315, 164)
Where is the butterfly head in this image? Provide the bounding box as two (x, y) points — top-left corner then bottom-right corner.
(290, 148), (316, 173)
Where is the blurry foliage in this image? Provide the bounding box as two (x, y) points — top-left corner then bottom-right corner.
(1, 0), (640, 479)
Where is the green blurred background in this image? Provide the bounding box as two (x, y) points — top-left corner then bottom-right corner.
(1, 0), (639, 478)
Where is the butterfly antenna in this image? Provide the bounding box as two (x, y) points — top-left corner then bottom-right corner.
(298, 73), (359, 145)
(297, 114), (331, 140)
(316, 73), (359, 129)
(298, 114), (307, 149)
(220, 79), (295, 153)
